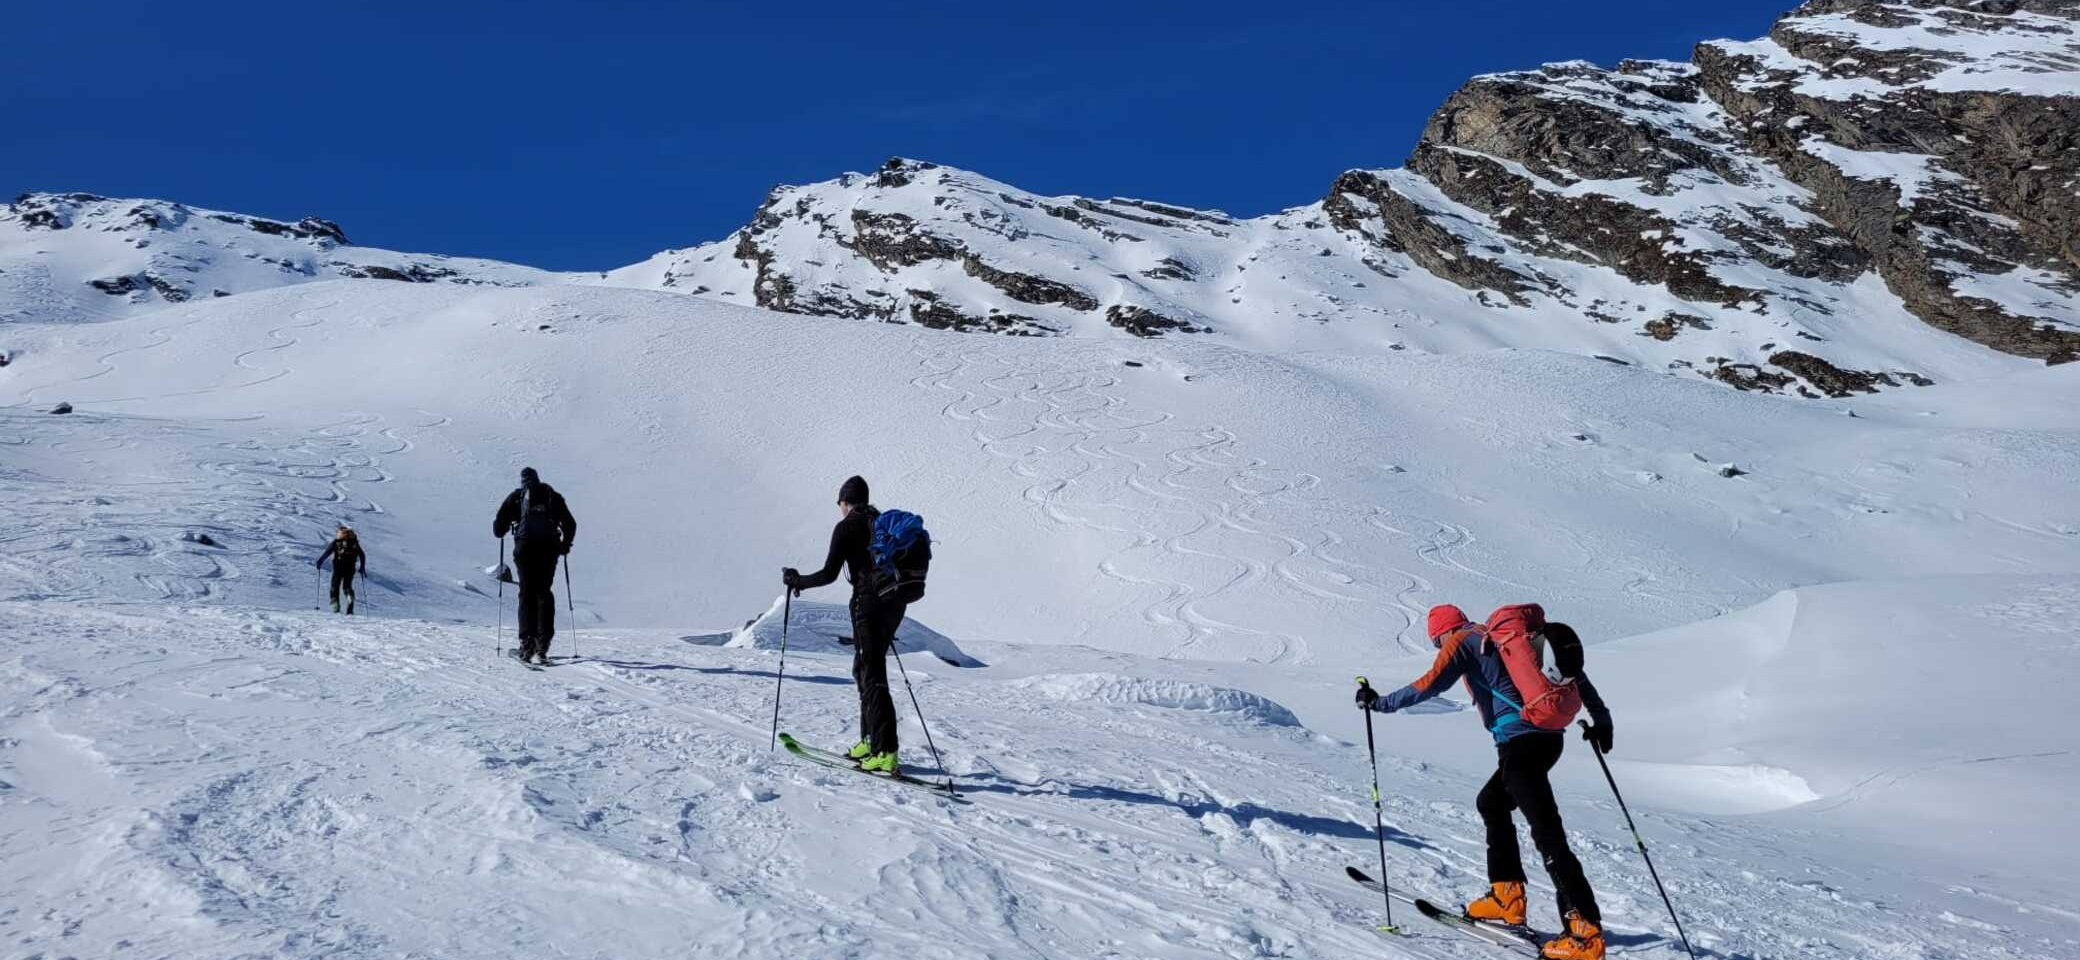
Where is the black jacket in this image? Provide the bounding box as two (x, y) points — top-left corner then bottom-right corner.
(796, 506), (878, 599)
(317, 537), (366, 573)
(494, 482), (577, 552)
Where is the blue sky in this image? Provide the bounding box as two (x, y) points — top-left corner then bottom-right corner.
(5, 1), (1792, 270)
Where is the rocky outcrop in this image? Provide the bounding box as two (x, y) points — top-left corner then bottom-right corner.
(851, 211), (965, 269)
(959, 256), (1100, 311)
(336, 262), (461, 283)
(1323, 170), (1535, 303)
(905, 290), (1052, 335)
(1690, 0), (2080, 362)
(1105, 305), (1201, 337)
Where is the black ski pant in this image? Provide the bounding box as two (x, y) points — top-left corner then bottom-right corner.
(1478, 731), (1601, 927)
(850, 595), (906, 754)
(329, 567), (357, 611)
(514, 549), (560, 658)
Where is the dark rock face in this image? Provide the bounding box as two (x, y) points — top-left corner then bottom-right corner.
(960, 257), (1100, 311)
(851, 211), (964, 269)
(337, 262), (460, 283)
(1324, 170), (1535, 303)
(1689, 0), (2080, 362)
(205, 212), (350, 246)
(905, 290), (1053, 335)
(1644, 312), (1714, 341)
(8, 193), (107, 230)
(89, 275), (144, 296)
(1768, 350), (1900, 397)
(1105, 305), (1201, 337)
(1141, 257), (1197, 281)
(1303, 0), (2080, 382)
(1408, 143), (1766, 309)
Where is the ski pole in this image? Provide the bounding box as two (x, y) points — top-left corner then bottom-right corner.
(769, 591), (792, 751)
(495, 536), (506, 657)
(317, 566), (326, 611)
(562, 556), (576, 662)
(1578, 720), (1696, 960)
(1356, 677), (1401, 934)
(890, 638), (953, 796)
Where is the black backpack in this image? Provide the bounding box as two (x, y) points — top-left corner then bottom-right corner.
(515, 485), (561, 544)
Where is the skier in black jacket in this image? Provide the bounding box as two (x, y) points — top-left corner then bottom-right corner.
(783, 475), (905, 774)
(492, 467), (577, 665)
(314, 525), (366, 614)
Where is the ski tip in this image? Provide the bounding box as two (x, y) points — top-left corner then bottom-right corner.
(1345, 865), (1372, 882)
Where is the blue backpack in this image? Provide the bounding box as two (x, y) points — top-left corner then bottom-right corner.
(870, 509), (932, 604)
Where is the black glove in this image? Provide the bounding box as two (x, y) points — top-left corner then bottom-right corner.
(1582, 719), (1614, 754)
(314, 558), (323, 568)
(781, 567), (801, 591)
(560, 541), (572, 556)
(1354, 682), (1379, 710)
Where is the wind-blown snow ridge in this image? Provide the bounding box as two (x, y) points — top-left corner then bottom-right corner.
(727, 594), (983, 667)
(1003, 673), (1303, 727)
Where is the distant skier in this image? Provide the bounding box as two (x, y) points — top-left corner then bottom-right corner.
(782, 475), (904, 774)
(492, 467), (577, 665)
(1356, 604), (1615, 960)
(313, 525), (366, 614)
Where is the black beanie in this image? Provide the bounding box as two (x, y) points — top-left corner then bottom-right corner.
(838, 475), (869, 505)
(520, 466), (539, 486)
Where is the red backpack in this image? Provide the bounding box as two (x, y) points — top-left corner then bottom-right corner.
(1482, 603), (1582, 731)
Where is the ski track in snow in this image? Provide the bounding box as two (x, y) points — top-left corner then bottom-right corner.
(4, 283), (2078, 957)
(5, 603), (2067, 960)
(0, 407), (452, 608)
(905, 336), (1562, 662)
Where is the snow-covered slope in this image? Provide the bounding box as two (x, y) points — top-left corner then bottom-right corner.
(3, 273), (2077, 957)
(0, 192), (559, 324)
(6, 282), (2077, 662)
(5, 569), (2076, 958)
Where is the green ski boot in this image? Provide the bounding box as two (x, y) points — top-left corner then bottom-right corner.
(845, 740), (873, 760)
(860, 751), (899, 774)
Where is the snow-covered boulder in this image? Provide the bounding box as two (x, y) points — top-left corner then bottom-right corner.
(726, 594), (983, 667)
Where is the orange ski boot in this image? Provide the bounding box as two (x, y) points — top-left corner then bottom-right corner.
(1541, 912), (1605, 960)
(1465, 881), (1527, 926)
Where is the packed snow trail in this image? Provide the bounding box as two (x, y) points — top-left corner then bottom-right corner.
(6, 595), (2077, 959)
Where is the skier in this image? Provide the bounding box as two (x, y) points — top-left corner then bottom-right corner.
(313, 525), (366, 614)
(1357, 605), (1616, 960)
(781, 475), (904, 774)
(492, 467), (576, 665)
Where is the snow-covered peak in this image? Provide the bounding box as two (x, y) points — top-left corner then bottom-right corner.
(0, 192), (558, 323)
(1709, 0), (2080, 98)
(594, 4), (2078, 396)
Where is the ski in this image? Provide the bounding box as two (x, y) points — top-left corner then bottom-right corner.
(1344, 865), (1422, 908)
(1414, 899), (1544, 957)
(508, 649), (543, 671)
(777, 733), (964, 802)
(1345, 867), (1542, 956)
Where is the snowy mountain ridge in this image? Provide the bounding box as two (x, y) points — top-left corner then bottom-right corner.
(626, 0), (2080, 394)
(7, 0), (2077, 400)
(0, 192), (555, 325)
